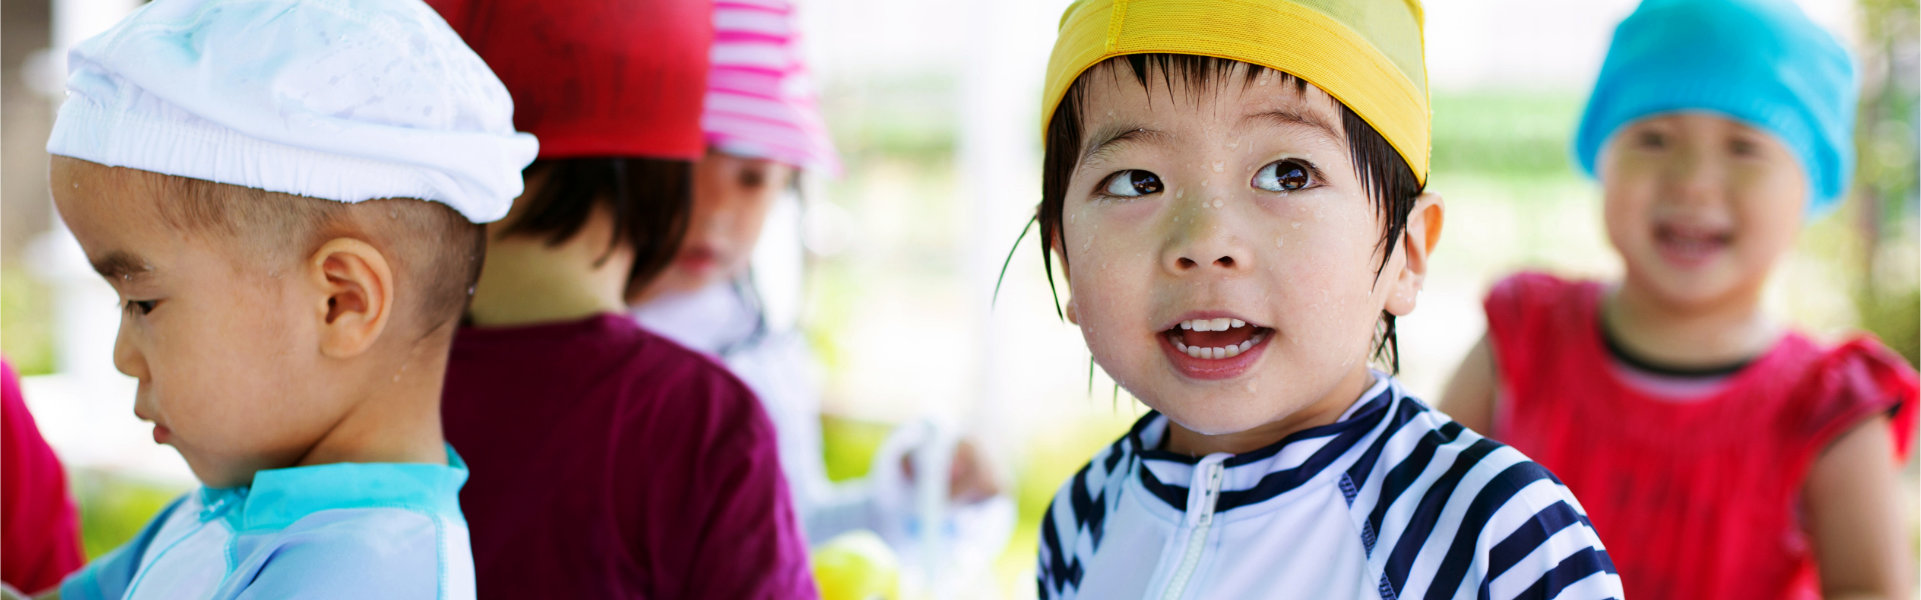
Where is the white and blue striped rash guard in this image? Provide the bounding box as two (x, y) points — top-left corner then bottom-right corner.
(1037, 376), (1623, 599)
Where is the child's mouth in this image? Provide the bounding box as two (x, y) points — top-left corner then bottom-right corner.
(1653, 223), (1733, 268)
(1159, 317), (1274, 380)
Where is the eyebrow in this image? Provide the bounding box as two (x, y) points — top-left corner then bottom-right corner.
(1241, 109), (1343, 146)
(91, 250), (154, 283)
(1081, 125), (1170, 166)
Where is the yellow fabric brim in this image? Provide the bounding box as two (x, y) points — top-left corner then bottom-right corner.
(1041, 0), (1430, 184)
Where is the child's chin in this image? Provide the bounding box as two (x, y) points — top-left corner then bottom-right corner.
(1631, 265), (1743, 307)
(1158, 402), (1282, 437)
(185, 459), (252, 489)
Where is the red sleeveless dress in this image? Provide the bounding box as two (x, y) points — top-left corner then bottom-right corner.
(1484, 272), (1917, 599)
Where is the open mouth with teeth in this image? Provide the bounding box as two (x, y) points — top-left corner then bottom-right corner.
(1653, 223), (1733, 267)
(1164, 317), (1273, 360)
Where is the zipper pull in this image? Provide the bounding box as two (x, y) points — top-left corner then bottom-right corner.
(1196, 462), (1223, 526)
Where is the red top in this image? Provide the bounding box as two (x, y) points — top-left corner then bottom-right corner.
(443, 314), (817, 599)
(1485, 272), (1918, 599)
(1, 359), (86, 594)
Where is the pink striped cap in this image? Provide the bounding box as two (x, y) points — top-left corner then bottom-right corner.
(704, 0), (842, 176)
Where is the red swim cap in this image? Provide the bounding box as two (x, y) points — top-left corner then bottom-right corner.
(427, 0), (713, 160)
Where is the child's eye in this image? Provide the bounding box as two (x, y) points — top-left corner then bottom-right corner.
(1728, 137), (1761, 157)
(1252, 159), (1314, 192)
(1100, 170), (1164, 198)
(124, 299), (158, 315)
(1632, 130), (1668, 149)
(737, 165), (768, 189)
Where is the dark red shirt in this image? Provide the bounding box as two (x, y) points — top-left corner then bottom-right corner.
(2, 359), (86, 594)
(1485, 272), (1918, 599)
(443, 314), (817, 599)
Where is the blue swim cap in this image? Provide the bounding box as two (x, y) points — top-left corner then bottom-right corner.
(1573, 0), (1857, 216)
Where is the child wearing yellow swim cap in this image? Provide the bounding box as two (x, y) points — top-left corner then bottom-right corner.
(1029, 1), (1623, 597)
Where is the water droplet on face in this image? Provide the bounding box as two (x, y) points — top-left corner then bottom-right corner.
(1212, 199), (1224, 208)
(1245, 381), (1258, 393)
(1291, 221), (1301, 229)
(1275, 237), (1285, 248)
(1210, 161), (1225, 173)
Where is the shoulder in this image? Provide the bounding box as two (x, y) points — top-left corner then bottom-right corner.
(59, 494), (193, 600)
(1787, 333), (1920, 459)
(581, 318), (768, 432)
(1036, 420), (1144, 599)
(1480, 272), (1598, 380)
(232, 507), (470, 598)
(1355, 394), (1621, 598)
(616, 321), (760, 404)
(1460, 448), (1622, 600)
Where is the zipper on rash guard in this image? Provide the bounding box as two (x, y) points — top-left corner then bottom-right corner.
(1162, 458), (1224, 600)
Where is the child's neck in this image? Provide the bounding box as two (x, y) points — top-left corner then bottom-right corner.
(465, 226), (634, 327)
(292, 345), (451, 472)
(1602, 280), (1781, 370)
(1163, 365), (1376, 457)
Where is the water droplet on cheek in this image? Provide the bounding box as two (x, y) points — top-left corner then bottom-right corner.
(1275, 237), (1285, 248)
(1245, 381), (1258, 393)
(1210, 161), (1225, 173)
(1212, 199), (1224, 208)
(1291, 221), (1301, 229)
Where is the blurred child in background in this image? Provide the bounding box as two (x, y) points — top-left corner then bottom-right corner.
(629, 0), (1010, 568)
(1440, 0), (1918, 597)
(2, 358), (84, 595)
(428, 0), (818, 597)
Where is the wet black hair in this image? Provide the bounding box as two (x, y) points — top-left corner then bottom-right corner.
(1035, 54), (1424, 372)
(499, 157), (694, 299)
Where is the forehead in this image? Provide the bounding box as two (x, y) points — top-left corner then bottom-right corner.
(1627, 111), (1769, 136)
(51, 157), (196, 271)
(52, 158), (168, 233)
(1072, 60), (1345, 148)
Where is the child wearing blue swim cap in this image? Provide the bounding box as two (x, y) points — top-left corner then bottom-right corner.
(1442, 0), (1917, 597)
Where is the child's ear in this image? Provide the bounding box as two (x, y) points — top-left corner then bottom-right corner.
(1384, 192), (1445, 317)
(307, 237), (395, 358)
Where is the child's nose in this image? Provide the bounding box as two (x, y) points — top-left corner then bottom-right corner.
(1664, 148), (1725, 205)
(112, 319), (148, 380)
(1163, 206), (1247, 275)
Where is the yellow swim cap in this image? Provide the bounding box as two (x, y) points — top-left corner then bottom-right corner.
(1041, 0), (1430, 184)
